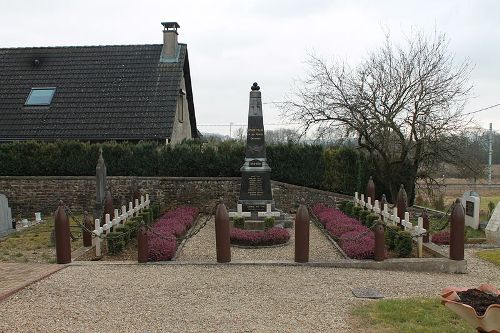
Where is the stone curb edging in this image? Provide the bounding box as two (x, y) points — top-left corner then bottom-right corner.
(69, 258), (467, 273)
(0, 264), (67, 303)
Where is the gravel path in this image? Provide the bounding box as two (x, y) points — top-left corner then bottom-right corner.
(1, 217), (499, 332)
(176, 216), (344, 261)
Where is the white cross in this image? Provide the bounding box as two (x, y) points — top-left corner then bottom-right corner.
(93, 218), (103, 257)
(120, 205), (128, 222)
(382, 204), (390, 222)
(128, 201), (134, 217)
(373, 200), (381, 214)
(390, 207), (400, 226)
(229, 204), (251, 218)
(366, 197), (373, 211)
(258, 203), (281, 218)
(360, 194), (365, 207)
(401, 212), (413, 231)
(354, 192), (359, 207)
(414, 217), (427, 258)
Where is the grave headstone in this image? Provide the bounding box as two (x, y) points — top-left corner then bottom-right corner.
(0, 193), (13, 235)
(485, 202), (500, 245)
(461, 191), (480, 229)
(238, 82), (274, 212)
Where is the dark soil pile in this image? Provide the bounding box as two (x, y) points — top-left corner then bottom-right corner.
(457, 289), (500, 316)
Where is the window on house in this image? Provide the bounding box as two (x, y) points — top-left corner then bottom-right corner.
(25, 88), (56, 106)
(178, 89), (185, 123)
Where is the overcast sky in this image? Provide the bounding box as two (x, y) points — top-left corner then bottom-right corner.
(1, 0), (499, 137)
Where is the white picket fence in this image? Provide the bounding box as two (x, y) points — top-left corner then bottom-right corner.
(92, 194), (150, 256)
(353, 192), (427, 257)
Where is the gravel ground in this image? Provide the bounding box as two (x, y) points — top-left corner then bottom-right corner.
(176, 216), (344, 261)
(1, 217), (499, 332)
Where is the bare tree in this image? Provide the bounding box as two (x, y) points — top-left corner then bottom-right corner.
(233, 127), (247, 142)
(282, 30), (472, 203)
(265, 128), (300, 144)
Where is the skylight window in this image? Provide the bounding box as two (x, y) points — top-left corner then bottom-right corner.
(25, 88), (56, 106)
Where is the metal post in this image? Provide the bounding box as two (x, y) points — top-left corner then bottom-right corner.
(422, 209), (430, 243)
(102, 189), (114, 227)
(215, 201), (231, 263)
(396, 184), (408, 229)
(450, 198), (465, 260)
(137, 225), (148, 263)
(295, 199), (310, 263)
(82, 211), (92, 247)
(374, 223), (385, 261)
(366, 176), (376, 203)
(54, 201), (71, 264)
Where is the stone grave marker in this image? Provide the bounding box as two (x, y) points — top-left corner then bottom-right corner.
(486, 202), (500, 245)
(0, 193), (13, 235)
(461, 191), (480, 229)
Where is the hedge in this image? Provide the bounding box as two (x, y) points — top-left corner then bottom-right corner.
(0, 140), (370, 195)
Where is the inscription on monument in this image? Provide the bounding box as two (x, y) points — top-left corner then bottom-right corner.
(249, 160), (263, 167)
(248, 128), (264, 142)
(248, 175), (264, 196)
(466, 201), (474, 217)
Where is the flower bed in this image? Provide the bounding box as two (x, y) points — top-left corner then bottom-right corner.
(148, 206), (199, 261)
(230, 227), (290, 247)
(312, 203), (376, 259)
(432, 229), (450, 245)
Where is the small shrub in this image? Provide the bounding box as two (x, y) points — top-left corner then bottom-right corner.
(264, 217), (275, 230)
(344, 201), (354, 216)
(432, 194), (445, 211)
(432, 229), (450, 245)
(351, 206), (362, 219)
(338, 200), (349, 213)
(358, 210), (371, 225)
(395, 231), (412, 257)
(107, 230), (126, 254)
(233, 217), (245, 229)
(230, 227), (290, 246)
(385, 225), (400, 250)
(365, 213), (380, 227)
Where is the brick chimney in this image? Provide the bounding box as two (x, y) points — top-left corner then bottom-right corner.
(160, 22), (180, 62)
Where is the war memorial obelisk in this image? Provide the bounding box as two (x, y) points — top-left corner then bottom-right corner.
(238, 82), (274, 212)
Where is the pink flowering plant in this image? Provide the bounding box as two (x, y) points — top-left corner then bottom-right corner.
(432, 229), (450, 245)
(148, 206), (199, 261)
(230, 227), (290, 247)
(312, 203), (377, 259)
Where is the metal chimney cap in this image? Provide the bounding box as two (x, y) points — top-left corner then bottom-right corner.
(161, 22), (180, 30)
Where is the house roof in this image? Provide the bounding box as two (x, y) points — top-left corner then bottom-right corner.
(0, 43), (198, 141)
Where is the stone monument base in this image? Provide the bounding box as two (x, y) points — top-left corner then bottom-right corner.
(229, 209), (293, 230)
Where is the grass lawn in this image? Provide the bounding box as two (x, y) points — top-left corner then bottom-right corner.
(351, 298), (475, 333)
(0, 216), (82, 263)
(476, 249), (500, 266)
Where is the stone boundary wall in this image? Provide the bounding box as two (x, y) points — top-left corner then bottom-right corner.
(0, 176), (349, 217)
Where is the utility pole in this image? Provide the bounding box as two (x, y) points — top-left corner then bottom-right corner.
(488, 123), (493, 185)
(229, 122), (234, 138)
